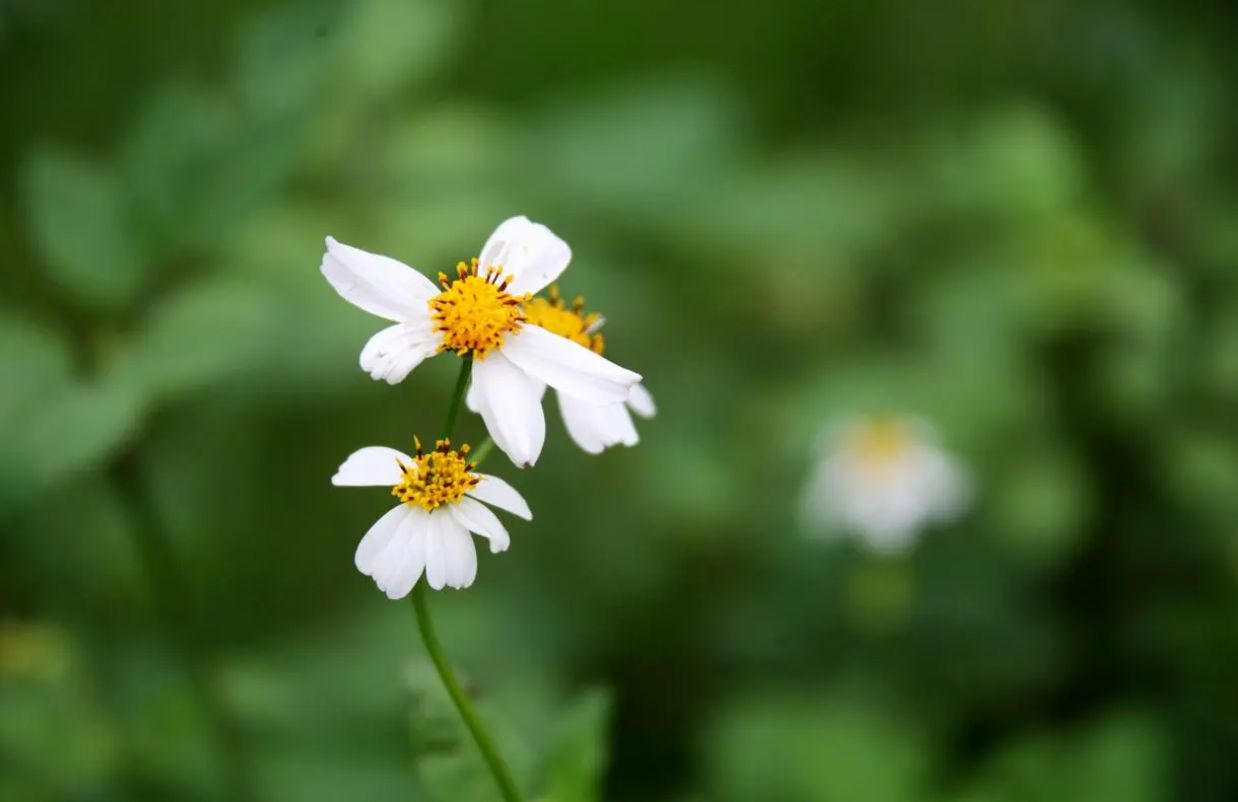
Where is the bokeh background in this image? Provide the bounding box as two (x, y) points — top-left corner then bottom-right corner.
(3, 0), (1237, 800)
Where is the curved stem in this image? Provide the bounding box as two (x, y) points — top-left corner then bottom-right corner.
(411, 584), (523, 802)
(410, 356), (523, 802)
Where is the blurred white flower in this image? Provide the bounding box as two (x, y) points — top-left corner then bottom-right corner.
(801, 416), (969, 552)
(332, 438), (532, 597)
(467, 285), (655, 454)
(321, 216), (641, 467)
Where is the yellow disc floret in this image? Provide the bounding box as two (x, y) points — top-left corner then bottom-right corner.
(846, 418), (914, 477)
(522, 285), (605, 354)
(391, 437), (481, 511)
(429, 258), (529, 359)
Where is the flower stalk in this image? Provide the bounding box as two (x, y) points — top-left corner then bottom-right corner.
(409, 355), (523, 802)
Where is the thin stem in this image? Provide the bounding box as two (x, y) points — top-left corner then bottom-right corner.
(441, 354), (473, 441)
(410, 356), (523, 802)
(469, 437), (495, 468)
(411, 584), (523, 802)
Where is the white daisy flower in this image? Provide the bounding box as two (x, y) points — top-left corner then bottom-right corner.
(467, 286), (655, 454)
(801, 415), (969, 553)
(320, 216), (642, 467)
(332, 438), (532, 597)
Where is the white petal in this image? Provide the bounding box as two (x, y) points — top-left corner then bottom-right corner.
(466, 474), (532, 520)
(359, 320), (440, 384)
(423, 511), (472, 590)
(559, 393), (639, 454)
(477, 216), (571, 296)
(382, 509), (430, 599)
(332, 446), (411, 486)
(450, 497), (511, 553)
(472, 352), (546, 468)
(440, 514), (478, 589)
(355, 504), (410, 574)
(626, 383), (657, 418)
(371, 508), (428, 598)
(501, 325), (640, 404)
(465, 380), (482, 413)
(321, 237), (439, 322)
(557, 394), (606, 454)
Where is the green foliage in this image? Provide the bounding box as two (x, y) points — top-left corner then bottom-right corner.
(3, 0), (1237, 801)
(20, 148), (147, 310)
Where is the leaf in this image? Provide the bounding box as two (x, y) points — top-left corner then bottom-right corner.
(20, 147), (147, 310)
(537, 689), (612, 802)
(120, 86), (303, 255)
(703, 693), (927, 802)
(0, 374), (146, 521)
(116, 276), (285, 402)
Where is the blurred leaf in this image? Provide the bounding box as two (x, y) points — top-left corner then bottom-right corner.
(20, 147), (147, 310)
(537, 689), (611, 802)
(704, 693), (927, 802)
(0, 624), (124, 796)
(116, 276), (286, 402)
(0, 374), (145, 521)
(335, 0), (454, 98)
(120, 85), (303, 255)
(953, 712), (1168, 802)
(0, 313), (74, 424)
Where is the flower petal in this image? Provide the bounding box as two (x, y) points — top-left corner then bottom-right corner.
(355, 504), (410, 575)
(478, 216), (571, 296)
(423, 512), (448, 591)
(558, 393), (638, 454)
(466, 474), (532, 520)
(626, 383), (657, 418)
(472, 352), (546, 468)
(332, 446), (410, 486)
(360, 321), (441, 384)
(383, 510), (430, 599)
(371, 508), (429, 598)
(441, 514), (478, 589)
(321, 236), (439, 322)
(450, 497), (511, 553)
(501, 325), (640, 404)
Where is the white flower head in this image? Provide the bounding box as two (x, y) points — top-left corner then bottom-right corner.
(321, 217), (642, 467)
(801, 415), (970, 553)
(466, 286), (656, 454)
(332, 438), (532, 597)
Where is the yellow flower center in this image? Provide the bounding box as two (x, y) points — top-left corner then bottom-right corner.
(391, 437), (481, 511)
(522, 285), (605, 354)
(846, 418), (914, 477)
(429, 258), (529, 359)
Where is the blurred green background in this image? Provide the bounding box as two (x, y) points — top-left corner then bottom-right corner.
(2, 0), (1237, 800)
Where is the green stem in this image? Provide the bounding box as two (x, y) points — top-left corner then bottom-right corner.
(470, 437), (495, 468)
(410, 356), (523, 802)
(441, 354), (473, 442)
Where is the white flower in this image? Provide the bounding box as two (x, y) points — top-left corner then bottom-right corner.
(332, 438), (532, 597)
(801, 416), (969, 553)
(321, 216), (642, 467)
(467, 285), (656, 454)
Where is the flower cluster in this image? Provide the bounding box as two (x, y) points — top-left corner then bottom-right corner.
(323, 217), (654, 596)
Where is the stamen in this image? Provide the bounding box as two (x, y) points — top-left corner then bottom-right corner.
(391, 438), (481, 511)
(522, 284), (606, 355)
(428, 258), (529, 359)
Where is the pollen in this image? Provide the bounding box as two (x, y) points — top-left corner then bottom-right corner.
(522, 285), (605, 354)
(391, 437), (481, 511)
(429, 258), (529, 359)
